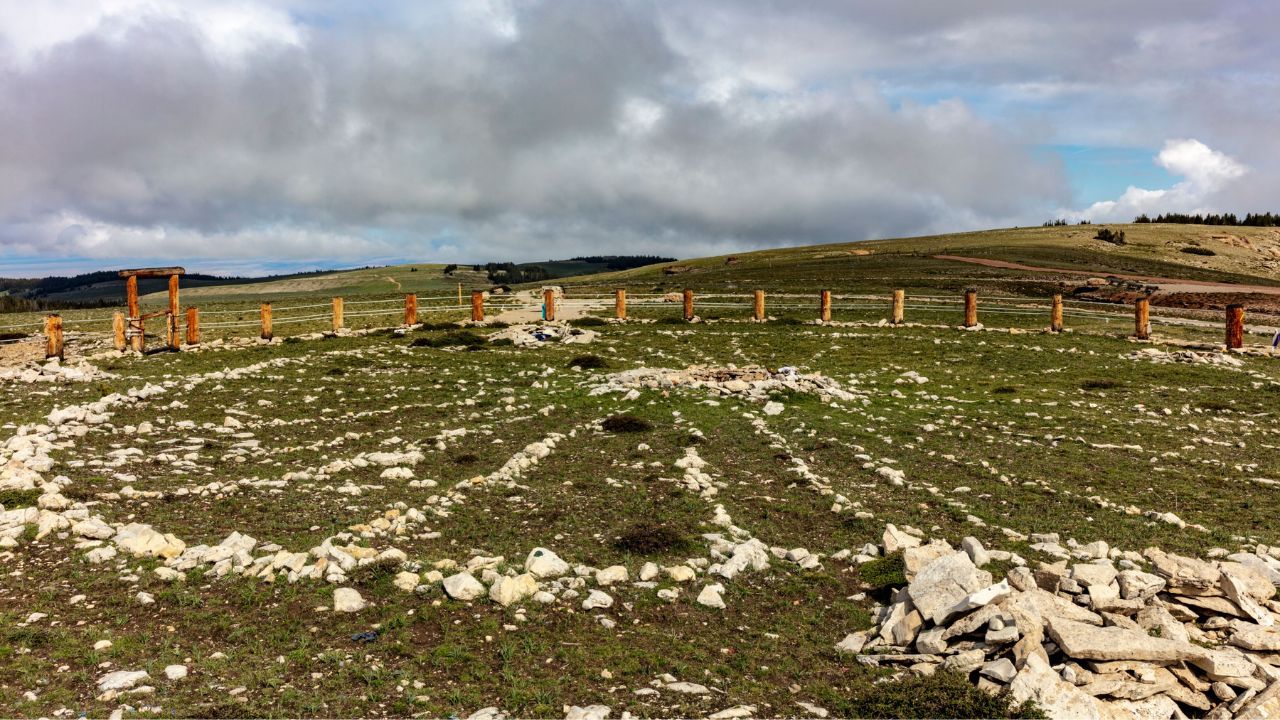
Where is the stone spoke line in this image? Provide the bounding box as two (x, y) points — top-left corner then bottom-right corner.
(0, 348), (596, 594)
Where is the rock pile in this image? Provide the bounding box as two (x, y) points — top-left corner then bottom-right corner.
(591, 365), (856, 403)
(0, 359), (114, 384)
(488, 323), (598, 347)
(845, 528), (1280, 719)
(1125, 347), (1245, 368)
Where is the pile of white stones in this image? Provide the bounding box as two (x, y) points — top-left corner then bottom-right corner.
(591, 365), (856, 403)
(0, 358), (113, 384)
(1124, 347), (1246, 368)
(842, 527), (1280, 719)
(487, 323), (599, 347)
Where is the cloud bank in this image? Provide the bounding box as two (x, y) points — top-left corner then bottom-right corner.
(1, 1), (1277, 274)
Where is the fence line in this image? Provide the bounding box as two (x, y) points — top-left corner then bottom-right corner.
(7, 286), (1278, 359)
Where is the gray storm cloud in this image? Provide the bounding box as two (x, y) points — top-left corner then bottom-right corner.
(0, 0), (1275, 272)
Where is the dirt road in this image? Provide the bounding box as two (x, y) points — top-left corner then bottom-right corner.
(491, 290), (609, 324)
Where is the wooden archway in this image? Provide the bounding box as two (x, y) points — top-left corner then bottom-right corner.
(118, 267), (185, 351)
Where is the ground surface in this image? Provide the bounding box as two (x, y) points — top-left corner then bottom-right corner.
(2, 310), (1280, 718)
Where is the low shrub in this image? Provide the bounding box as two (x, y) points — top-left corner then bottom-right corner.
(602, 414), (653, 433)
(840, 671), (1045, 719)
(1080, 378), (1120, 391)
(568, 354), (609, 369)
(1181, 246), (1216, 256)
(569, 317), (607, 328)
(858, 552), (905, 590)
(410, 331), (485, 349)
(613, 523), (689, 554)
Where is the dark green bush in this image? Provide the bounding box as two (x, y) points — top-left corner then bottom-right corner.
(602, 414), (653, 433)
(613, 523), (690, 554)
(410, 331), (485, 349)
(858, 552), (905, 590)
(840, 671), (1045, 719)
(568, 354), (609, 369)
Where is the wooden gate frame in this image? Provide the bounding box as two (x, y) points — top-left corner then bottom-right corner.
(118, 267), (185, 351)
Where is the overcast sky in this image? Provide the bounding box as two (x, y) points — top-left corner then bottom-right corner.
(2, 1), (1277, 276)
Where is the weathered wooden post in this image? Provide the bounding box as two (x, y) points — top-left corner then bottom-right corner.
(166, 273), (180, 350)
(1226, 304), (1245, 350)
(963, 289), (978, 328)
(543, 289), (556, 321)
(405, 294), (418, 325)
(332, 297), (344, 331)
(1050, 294), (1064, 333)
(753, 290), (765, 321)
(126, 275), (143, 352)
(682, 288), (694, 321)
(1134, 299), (1150, 340)
(615, 289), (626, 320)
(185, 307), (200, 345)
(891, 289), (905, 325)
(260, 303), (273, 340)
(472, 291), (486, 322)
(819, 290), (832, 322)
(44, 315), (63, 360)
(112, 312), (126, 351)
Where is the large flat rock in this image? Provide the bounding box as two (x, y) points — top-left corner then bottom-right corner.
(1045, 616), (1202, 664)
(906, 551), (991, 625)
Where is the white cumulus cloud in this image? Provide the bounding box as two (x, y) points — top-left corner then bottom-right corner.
(1071, 139), (1248, 223)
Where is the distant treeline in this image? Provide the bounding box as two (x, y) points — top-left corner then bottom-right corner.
(476, 262), (551, 285)
(0, 295), (118, 314)
(569, 255), (675, 270)
(1134, 212), (1280, 227)
(0, 267), (343, 313)
(444, 256), (677, 285)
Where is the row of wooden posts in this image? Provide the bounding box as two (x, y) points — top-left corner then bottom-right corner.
(40, 288), (1250, 359)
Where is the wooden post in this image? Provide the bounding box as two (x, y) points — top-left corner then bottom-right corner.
(332, 297), (344, 331)
(44, 314), (63, 360)
(615, 289), (626, 320)
(471, 291), (485, 322)
(1226, 304), (1245, 350)
(682, 288), (694, 321)
(126, 275), (143, 352)
(405, 294), (418, 325)
(1050, 294), (1064, 333)
(112, 312), (126, 351)
(753, 290), (765, 321)
(167, 274), (179, 318)
(543, 289), (556, 321)
(457, 283), (462, 307)
(891, 289), (905, 325)
(963, 289), (978, 328)
(185, 307), (200, 345)
(1134, 299), (1150, 340)
(260, 302), (273, 340)
(819, 290), (832, 322)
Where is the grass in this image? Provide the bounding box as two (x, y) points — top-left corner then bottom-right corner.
(1, 307), (1278, 718)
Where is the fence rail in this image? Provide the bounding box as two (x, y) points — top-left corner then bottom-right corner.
(6, 286), (1279, 360)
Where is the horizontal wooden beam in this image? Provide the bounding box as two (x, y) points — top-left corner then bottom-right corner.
(118, 267), (185, 278)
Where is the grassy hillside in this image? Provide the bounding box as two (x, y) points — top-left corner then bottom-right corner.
(48, 223), (1280, 313)
(140, 264), (489, 306)
(558, 224), (1280, 296)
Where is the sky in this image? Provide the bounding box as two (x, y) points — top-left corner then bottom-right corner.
(1, 1), (1277, 277)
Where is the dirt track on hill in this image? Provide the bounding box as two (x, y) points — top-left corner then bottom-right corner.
(933, 255), (1280, 295)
